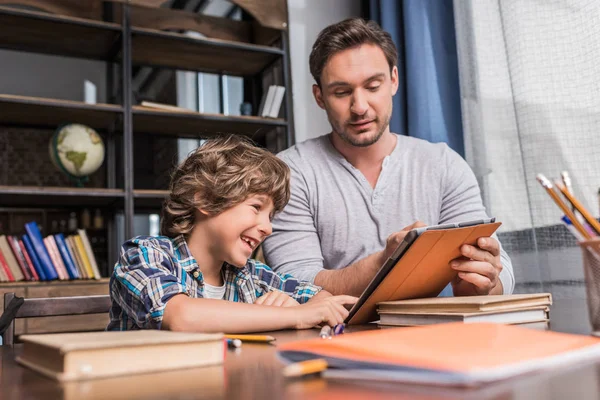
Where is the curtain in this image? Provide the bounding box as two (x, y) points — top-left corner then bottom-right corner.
(366, 0), (464, 156)
(454, 0), (600, 333)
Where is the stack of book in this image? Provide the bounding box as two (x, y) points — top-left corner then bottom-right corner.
(0, 222), (101, 282)
(377, 293), (552, 330)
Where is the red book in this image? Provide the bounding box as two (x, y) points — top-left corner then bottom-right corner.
(0, 247), (15, 281)
(19, 239), (39, 281)
(8, 235), (32, 280)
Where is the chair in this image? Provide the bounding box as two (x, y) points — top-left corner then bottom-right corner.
(1, 293), (111, 345)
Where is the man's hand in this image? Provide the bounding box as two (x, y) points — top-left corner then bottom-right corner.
(450, 237), (503, 296)
(255, 290), (299, 307)
(383, 221), (427, 260)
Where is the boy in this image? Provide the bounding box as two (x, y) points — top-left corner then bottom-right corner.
(107, 135), (357, 333)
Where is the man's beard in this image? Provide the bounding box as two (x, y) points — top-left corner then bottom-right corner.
(331, 112), (391, 148)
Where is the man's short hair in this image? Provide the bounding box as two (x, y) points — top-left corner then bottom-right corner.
(309, 17), (398, 87)
(161, 134), (290, 237)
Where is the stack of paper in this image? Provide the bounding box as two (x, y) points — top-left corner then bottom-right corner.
(377, 293), (552, 330)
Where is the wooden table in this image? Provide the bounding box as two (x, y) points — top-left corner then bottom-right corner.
(2, 323), (600, 400)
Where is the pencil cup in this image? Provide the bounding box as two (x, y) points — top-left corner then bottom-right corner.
(579, 239), (600, 331)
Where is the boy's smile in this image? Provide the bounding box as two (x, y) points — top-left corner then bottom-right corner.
(189, 194), (275, 283)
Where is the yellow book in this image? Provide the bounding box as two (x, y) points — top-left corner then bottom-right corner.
(77, 229), (101, 279)
(74, 234), (95, 279)
(17, 330), (224, 382)
(66, 236), (87, 279)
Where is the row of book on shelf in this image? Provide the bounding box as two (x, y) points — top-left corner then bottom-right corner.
(0, 222), (101, 282)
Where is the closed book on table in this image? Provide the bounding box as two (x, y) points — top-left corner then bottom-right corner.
(17, 330), (224, 382)
(377, 293), (552, 314)
(378, 307), (549, 326)
(278, 323), (600, 387)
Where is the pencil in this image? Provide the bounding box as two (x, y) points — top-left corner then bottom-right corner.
(554, 180), (600, 236)
(283, 359), (328, 378)
(224, 334), (276, 343)
(536, 174), (592, 240)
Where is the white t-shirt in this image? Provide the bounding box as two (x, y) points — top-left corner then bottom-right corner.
(203, 282), (226, 299)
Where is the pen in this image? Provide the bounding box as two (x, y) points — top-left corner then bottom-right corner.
(319, 325), (332, 339)
(536, 174), (592, 240)
(283, 359), (328, 378)
(224, 334), (276, 343)
(333, 323), (345, 335)
(555, 180), (600, 236)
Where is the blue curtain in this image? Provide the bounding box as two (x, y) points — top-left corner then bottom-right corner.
(366, 0), (464, 157)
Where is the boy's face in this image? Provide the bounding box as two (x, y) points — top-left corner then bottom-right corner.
(203, 194), (275, 268)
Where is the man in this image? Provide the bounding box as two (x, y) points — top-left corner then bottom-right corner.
(263, 18), (514, 297)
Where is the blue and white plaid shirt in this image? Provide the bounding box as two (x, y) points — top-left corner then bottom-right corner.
(107, 235), (322, 331)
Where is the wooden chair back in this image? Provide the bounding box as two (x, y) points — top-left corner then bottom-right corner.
(1, 293), (111, 345)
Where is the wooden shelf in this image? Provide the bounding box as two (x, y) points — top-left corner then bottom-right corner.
(134, 189), (168, 210)
(0, 186), (124, 208)
(0, 94), (122, 131)
(0, 7), (121, 61)
(131, 27), (284, 76)
(132, 106), (286, 138)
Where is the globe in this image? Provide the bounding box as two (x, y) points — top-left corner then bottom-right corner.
(49, 123), (105, 186)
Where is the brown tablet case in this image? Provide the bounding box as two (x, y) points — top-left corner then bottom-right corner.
(347, 222), (502, 325)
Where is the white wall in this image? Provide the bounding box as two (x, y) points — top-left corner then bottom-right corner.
(288, 0), (362, 144)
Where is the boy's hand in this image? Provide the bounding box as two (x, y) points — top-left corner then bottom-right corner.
(292, 295), (358, 329)
(255, 290), (299, 307)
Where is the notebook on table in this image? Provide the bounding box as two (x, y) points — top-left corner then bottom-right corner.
(346, 218), (502, 324)
(278, 322), (600, 387)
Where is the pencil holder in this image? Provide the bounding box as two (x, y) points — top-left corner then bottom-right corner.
(579, 239), (600, 331)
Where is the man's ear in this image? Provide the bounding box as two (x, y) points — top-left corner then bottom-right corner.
(390, 66), (399, 96)
(312, 84), (326, 110)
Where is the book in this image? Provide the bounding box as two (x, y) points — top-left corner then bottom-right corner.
(67, 235), (87, 278)
(278, 322), (600, 387)
(54, 233), (79, 279)
(23, 234), (47, 281)
(378, 320), (551, 331)
(77, 229), (101, 279)
(24, 222), (58, 280)
(378, 307), (549, 326)
(73, 234), (95, 278)
(18, 239), (39, 280)
(139, 101), (193, 113)
(259, 85), (277, 117)
(43, 236), (67, 281)
(377, 293), (552, 314)
(0, 247), (14, 281)
(0, 235), (25, 281)
(267, 86), (285, 118)
(7, 235), (32, 280)
(16, 330), (224, 382)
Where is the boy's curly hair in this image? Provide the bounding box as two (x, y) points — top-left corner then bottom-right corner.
(161, 135), (291, 237)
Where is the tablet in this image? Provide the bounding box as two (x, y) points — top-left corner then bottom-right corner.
(345, 218), (501, 325)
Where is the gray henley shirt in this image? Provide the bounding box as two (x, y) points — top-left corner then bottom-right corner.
(263, 134), (515, 294)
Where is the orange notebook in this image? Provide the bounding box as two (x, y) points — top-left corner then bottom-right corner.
(278, 323), (600, 386)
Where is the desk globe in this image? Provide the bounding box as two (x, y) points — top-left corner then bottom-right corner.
(49, 123), (105, 187)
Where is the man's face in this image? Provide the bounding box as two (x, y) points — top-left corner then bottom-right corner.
(313, 44), (398, 147)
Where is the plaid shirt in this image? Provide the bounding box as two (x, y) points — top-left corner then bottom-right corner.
(107, 235), (322, 331)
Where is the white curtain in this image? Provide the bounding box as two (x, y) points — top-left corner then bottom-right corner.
(454, 0), (600, 332)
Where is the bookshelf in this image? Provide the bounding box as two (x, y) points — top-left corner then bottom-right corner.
(0, 1), (293, 292)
